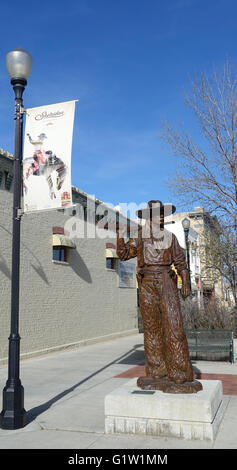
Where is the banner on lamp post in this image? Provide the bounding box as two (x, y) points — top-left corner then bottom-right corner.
(22, 100), (76, 213)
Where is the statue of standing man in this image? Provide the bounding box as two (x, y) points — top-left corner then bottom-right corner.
(117, 200), (202, 393)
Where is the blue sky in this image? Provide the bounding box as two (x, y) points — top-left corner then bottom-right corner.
(0, 0), (237, 212)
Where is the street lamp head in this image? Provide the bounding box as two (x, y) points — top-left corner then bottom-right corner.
(182, 217), (190, 230)
(6, 47), (32, 82)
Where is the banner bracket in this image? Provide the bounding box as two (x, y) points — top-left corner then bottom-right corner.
(20, 106), (28, 115)
(16, 208), (24, 220)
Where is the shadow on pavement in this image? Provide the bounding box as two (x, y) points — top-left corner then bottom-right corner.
(27, 343), (144, 425)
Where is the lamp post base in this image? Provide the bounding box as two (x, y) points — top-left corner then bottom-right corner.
(0, 382), (26, 429)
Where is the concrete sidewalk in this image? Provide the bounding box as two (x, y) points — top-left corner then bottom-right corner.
(0, 333), (237, 449)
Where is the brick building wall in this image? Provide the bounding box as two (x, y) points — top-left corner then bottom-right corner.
(0, 153), (138, 364)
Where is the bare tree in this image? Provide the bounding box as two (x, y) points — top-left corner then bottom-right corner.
(161, 60), (237, 227)
(203, 224), (237, 306)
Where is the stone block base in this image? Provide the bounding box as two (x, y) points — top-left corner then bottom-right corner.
(104, 378), (224, 441)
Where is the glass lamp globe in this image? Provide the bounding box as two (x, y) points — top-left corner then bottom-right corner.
(6, 47), (32, 81)
(182, 217), (190, 230)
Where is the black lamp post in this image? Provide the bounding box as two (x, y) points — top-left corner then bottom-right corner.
(182, 217), (192, 292)
(0, 47), (32, 430)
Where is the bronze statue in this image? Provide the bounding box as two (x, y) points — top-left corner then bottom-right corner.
(117, 200), (202, 393)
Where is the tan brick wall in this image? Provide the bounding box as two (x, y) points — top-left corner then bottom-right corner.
(0, 184), (138, 364)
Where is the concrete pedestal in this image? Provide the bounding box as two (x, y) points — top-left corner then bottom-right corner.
(105, 378), (224, 441)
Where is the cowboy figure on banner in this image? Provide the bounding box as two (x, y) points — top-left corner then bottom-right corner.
(23, 132), (67, 200)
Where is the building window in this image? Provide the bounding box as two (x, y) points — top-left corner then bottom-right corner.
(4, 171), (13, 190)
(53, 246), (68, 263)
(106, 258), (116, 270)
